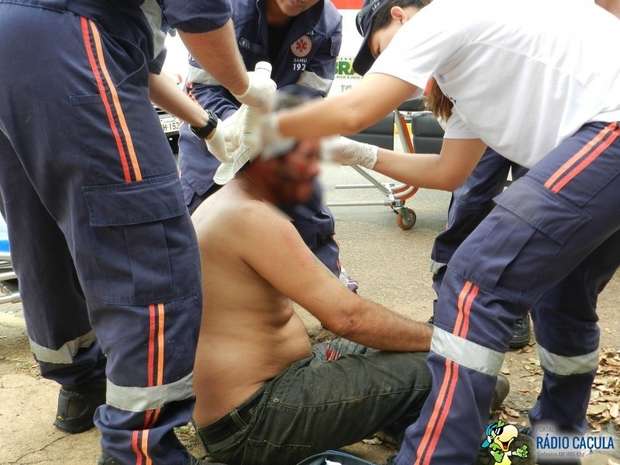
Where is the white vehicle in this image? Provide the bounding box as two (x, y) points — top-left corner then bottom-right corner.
(0, 216), (19, 304)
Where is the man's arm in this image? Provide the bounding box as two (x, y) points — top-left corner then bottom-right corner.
(235, 203), (432, 352)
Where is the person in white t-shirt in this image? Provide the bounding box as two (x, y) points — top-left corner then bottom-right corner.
(253, 1), (620, 464)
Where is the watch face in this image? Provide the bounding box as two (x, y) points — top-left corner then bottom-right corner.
(192, 112), (218, 139)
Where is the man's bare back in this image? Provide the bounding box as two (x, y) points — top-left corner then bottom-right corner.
(192, 180), (316, 427)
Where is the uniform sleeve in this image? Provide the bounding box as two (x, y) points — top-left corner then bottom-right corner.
(368, 0), (470, 89)
(285, 17), (342, 98)
(149, 49), (168, 74)
(191, 84), (239, 120)
(160, 0), (233, 33)
(443, 110), (478, 139)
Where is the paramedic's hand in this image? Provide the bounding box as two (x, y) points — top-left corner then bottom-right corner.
(233, 71), (277, 111)
(321, 136), (379, 169)
(207, 105), (264, 164)
(205, 117), (231, 163)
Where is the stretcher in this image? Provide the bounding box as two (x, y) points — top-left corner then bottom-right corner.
(0, 216), (19, 304)
(327, 100), (424, 230)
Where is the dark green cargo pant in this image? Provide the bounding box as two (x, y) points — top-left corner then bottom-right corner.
(195, 341), (431, 465)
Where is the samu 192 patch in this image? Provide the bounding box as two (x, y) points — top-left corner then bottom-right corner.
(291, 34), (312, 58)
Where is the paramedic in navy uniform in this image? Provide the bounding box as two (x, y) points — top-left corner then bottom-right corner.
(0, 0), (277, 464)
(259, 1), (620, 464)
(178, 0), (350, 281)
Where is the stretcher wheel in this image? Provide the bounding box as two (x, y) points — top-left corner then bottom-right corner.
(397, 207), (416, 230)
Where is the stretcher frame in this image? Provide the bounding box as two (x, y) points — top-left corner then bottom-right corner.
(327, 109), (419, 230)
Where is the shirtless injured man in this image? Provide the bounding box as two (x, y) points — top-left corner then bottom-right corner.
(191, 94), (507, 465)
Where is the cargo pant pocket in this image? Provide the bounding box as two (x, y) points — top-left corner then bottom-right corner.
(460, 176), (590, 298)
(81, 173), (197, 305)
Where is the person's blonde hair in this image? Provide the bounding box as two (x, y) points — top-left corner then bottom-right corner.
(425, 78), (453, 121)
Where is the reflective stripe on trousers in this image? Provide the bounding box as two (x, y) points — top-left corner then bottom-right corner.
(106, 372), (194, 413)
(29, 330), (96, 364)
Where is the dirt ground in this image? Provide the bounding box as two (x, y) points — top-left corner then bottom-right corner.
(1, 167), (619, 465)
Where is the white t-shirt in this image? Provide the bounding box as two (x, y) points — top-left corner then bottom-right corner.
(369, 0), (620, 168)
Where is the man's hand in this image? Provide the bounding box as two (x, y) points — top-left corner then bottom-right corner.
(233, 70), (277, 111)
(321, 136), (379, 169)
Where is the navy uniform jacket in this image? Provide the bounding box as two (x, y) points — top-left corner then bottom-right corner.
(178, 0), (343, 199)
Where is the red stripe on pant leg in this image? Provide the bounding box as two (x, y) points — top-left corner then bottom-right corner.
(414, 281), (474, 464)
(141, 430), (152, 465)
(458, 285), (479, 338)
(156, 303), (165, 386)
(131, 431), (143, 465)
(143, 410), (153, 429)
(88, 20), (143, 182)
(422, 362), (461, 465)
(544, 123), (616, 190)
(147, 304), (156, 387)
(413, 359), (454, 465)
(417, 283), (478, 465)
(453, 281), (472, 336)
(150, 408), (161, 426)
(551, 125), (620, 193)
(79, 17), (132, 183)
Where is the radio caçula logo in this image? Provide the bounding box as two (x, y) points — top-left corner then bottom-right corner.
(533, 423), (616, 460)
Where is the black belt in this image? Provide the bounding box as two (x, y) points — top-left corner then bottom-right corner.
(196, 388), (264, 445)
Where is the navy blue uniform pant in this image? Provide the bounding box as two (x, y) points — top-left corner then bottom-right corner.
(178, 90), (341, 277)
(429, 146), (610, 452)
(0, 4), (201, 464)
(431, 148), (527, 274)
(396, 122), (620, 465)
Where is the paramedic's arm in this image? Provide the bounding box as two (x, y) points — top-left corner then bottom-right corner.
(237, 203), (432, 352)
(179, 21), (249, 97)
(275, 73), (413, 138)
(374, 138), (487, 191)
(596, 0), (620, 18)
(148, 72), (209, 127)
(160, 1), (248, 96)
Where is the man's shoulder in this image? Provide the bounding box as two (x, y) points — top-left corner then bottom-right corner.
(234, 198), (290, 230)
(194, 193), (291, 240)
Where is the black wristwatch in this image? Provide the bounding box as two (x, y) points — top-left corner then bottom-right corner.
(190, 110), (218, 139)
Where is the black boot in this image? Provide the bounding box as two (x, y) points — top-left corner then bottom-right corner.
(97, 456), (120, 465)
(54, 380), (106, 434)
(508, 316), (531, 350)
(490, 373), (510, 412)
